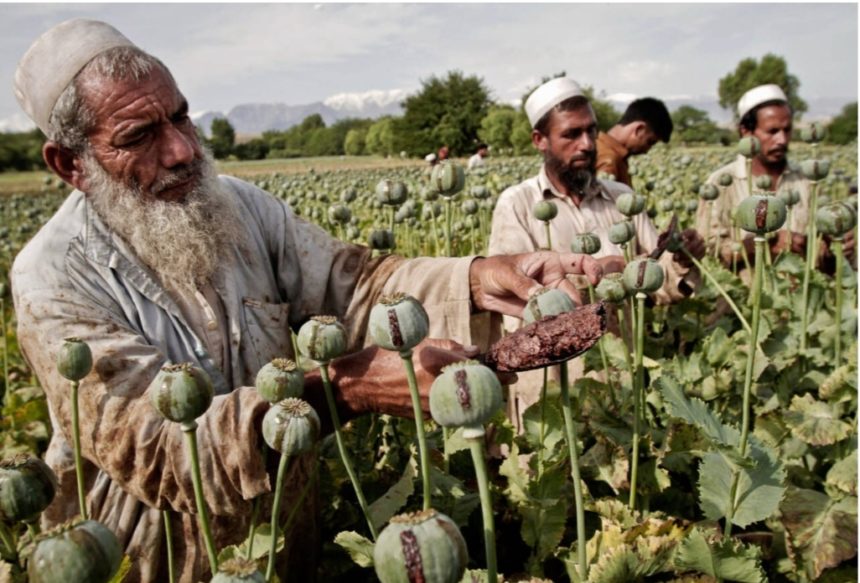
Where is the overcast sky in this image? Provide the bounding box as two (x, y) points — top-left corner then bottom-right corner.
(1, 3), (857, 124)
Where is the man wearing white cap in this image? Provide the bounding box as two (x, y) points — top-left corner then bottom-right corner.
(11, 20), (604, 582)
(488, 77), (704, 429)
(696, 84), (810, 264)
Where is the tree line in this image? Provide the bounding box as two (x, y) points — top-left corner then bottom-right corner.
(0, 55), (856, 172)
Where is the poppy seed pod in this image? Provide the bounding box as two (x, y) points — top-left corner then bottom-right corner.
(623, 258), (665, 294)
(254, 358), (304, 403)
(56, 337), (92, 382)
(800, 122), (826, 143)
(369, 229), (395, 250)
(616, 192), (646, 217)
(685, 200), (699, 213)
(430, 161), (466, 197)
(816, 203), (857, 237)
(376, 180), (408, 206)
(149, 363), (214, 425)
(737, 136), (761, 158)
(570, 233), (601, 255)
(373, 509), (468, 583)
(262, 398), (320, 457)
(718, 173), (734, 187)
(777, 189), (801, 208)
(0, 455), (56, 523)
(328, 204), (352, 225)
(28, 519), (122, 583)
(470, 185), (490, 199)
(211, 558), (266, 583)
(754, 175), (773, 190)
(430, 361), (502, 432)
(522, 288), (576, 324)
(297, 316), (347, 363)
(596, 273), (627, 303)
(340, 188), (357, 203)
(699, 183), (720, 201)
(608, 221), (636, 245)
(735, 195), (787, 235)
(800, 159), (831, 182)
(461, 199), (479, 215)
(369, 293), (429, 353)
(532, 200), (558, 222)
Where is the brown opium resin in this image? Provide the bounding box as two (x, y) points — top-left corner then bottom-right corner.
(483, 302), (606, 372)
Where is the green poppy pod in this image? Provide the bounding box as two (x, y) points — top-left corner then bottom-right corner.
(470, 185), (490, 199)
(376, 180), (408, 206)
(56, 337), (93, 382)
(816, 203), (857, 237)
(28, 519), (122, 583)
(532, 200), (558, 222)
(616, 192), (646, 217)
(262, 398), (320, 457)
(685, 200), (699, 213)
(570, 233), (601, 255)
(429, 361), (502, 431)
(0, 455), (56, 523)
(373, 509), (468, 583)
(596, 273), (627, 303)
(328, 204), (352, 225)
(673, 199), (686, 211)
(777, 189), (801, 208)
(522, 288), (576, 324)
(800, 159), (831, 181)
(699, 184), (720, 201)
(297, 316), (347, 363)
(735, 195), (787, 235)
(623, 258), (665, 294)
(340, 188), (357, 203)
(737, 136), (761, 158)
(664, 183), (676, 195)
(149, 363), (214, 425)
(421, 188), (440, 202)
(369, 293), (429, 353)
(430, 161), (466, 197)
(800, 122), (826, 143)
(644, 180), (655, 192)
(754, 175), (773, 190)
(657, 199), (675, 213)
(369, 229), (395, 250)
(608, 221), (636, 245)
(254, 359), (304, 403)
(211, 558), (266, 583)
(718, 173), (733, 187)
(461, 199), (479, 215)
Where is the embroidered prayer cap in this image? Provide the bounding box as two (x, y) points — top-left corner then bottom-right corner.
(737, 84), (788, 120)
(14, 19), (136, 135)
(525, 77), (585, 128)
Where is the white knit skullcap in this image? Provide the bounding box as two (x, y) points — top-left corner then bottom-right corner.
(525, 77), (585, 128)
(14, 19), (136, 135)
(737, 84), (788, 120)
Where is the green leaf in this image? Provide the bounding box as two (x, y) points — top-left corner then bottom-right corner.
(780, 487), (858, 580)
(826, 449), (857, 497)
(430, 465), (480, 526)
(369, 454), (416, 530)
(698, 437), (785, 528)
(704, 327), (734, 367)
(334, 530), (375, 568)
(521, 396), (565, 455)
(580, 438), (629, 492)
(586, 544), (641, 583)
(819, 361), (857, 402)
(784, 393), (852, 446)
(674, 527), (767, 583)
(218, 523), (284, 564)
(656, 375), (739, 448)
(499, 441), (531, 505)
(519, 492), (568, 563)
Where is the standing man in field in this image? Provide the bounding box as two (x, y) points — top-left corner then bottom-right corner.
(596, 97), (674, 186)
(468, 142), (489, 170)
(488, 77), (704, 427)
(11, 19), (604, 582)
(696, 84), (812, 264)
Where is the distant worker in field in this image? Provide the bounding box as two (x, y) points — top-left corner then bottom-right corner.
(696, 84), (812, 264)
(468, 142), (489, 170)
(437, 144), (450, 162)
(596, 97), (673, 186)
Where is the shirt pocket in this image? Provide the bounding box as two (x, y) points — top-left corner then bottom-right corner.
(242, 297), (293, 371)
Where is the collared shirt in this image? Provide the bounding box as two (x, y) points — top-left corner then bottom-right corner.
(596, 131), (632, 186)
(468, 153), (485, 170)
(696, 154), (812, 258)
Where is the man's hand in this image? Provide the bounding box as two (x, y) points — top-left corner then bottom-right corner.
(469, 252), (603, 316)
(598, 255), (626, 274)
(770, 229), (807, 255)
(672, 228), (706, 269)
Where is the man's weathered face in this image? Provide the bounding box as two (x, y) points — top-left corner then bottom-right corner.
(535, 105), (598, 193)
(79, 65), (204, 202)
(742, 104), (792, 168)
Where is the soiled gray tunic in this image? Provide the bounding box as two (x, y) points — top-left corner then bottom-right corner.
(11, 175), (474, 582)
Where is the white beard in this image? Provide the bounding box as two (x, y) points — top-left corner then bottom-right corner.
(83, 151), (246, 296)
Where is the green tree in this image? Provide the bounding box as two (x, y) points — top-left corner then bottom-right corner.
(827, 102), (857, 145)
(671, 105), (726, 144)
(479, 105), (519, 152)
(718, 54), (808, 120)
(511, 114), (534, 156)
(395, 70), (491, 156)
(209, 118), (235, 159)
(233, 138), (269, 160)
(344, 128), (367, 155)
(365, 117), (396, 156)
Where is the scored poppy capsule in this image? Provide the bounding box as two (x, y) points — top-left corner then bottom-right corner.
(261, 398), (320, 457)
(373, 509), (468, 583)
(56, 337), (92, 382)
(430, 161), (466, 198)
(254, 358), (304, 403)
(297, 316), (347, 364)
(735, 194), (787, 235)
(429, 361), (502, 435)
(376, 179), (408, 206)
(28, 518), (122, 583)
(570, 232), (601, 255)
(623, 258), (665, 294)
(737, 136), (761, 158)
(800, 159), (831, 182)
(368, 293), (429, 354)
(0, 455), (56, 524)
(816, 203), (857, 238)
(616, 192), (646, 217)
(210, 558), (265, 583)
(522, 287), (576, 324)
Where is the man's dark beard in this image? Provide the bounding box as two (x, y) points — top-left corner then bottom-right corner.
(545, 150), (596, 195)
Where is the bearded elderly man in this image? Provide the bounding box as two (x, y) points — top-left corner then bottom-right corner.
(11, 20), (603, 582)
(488, 77), (705, 428)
